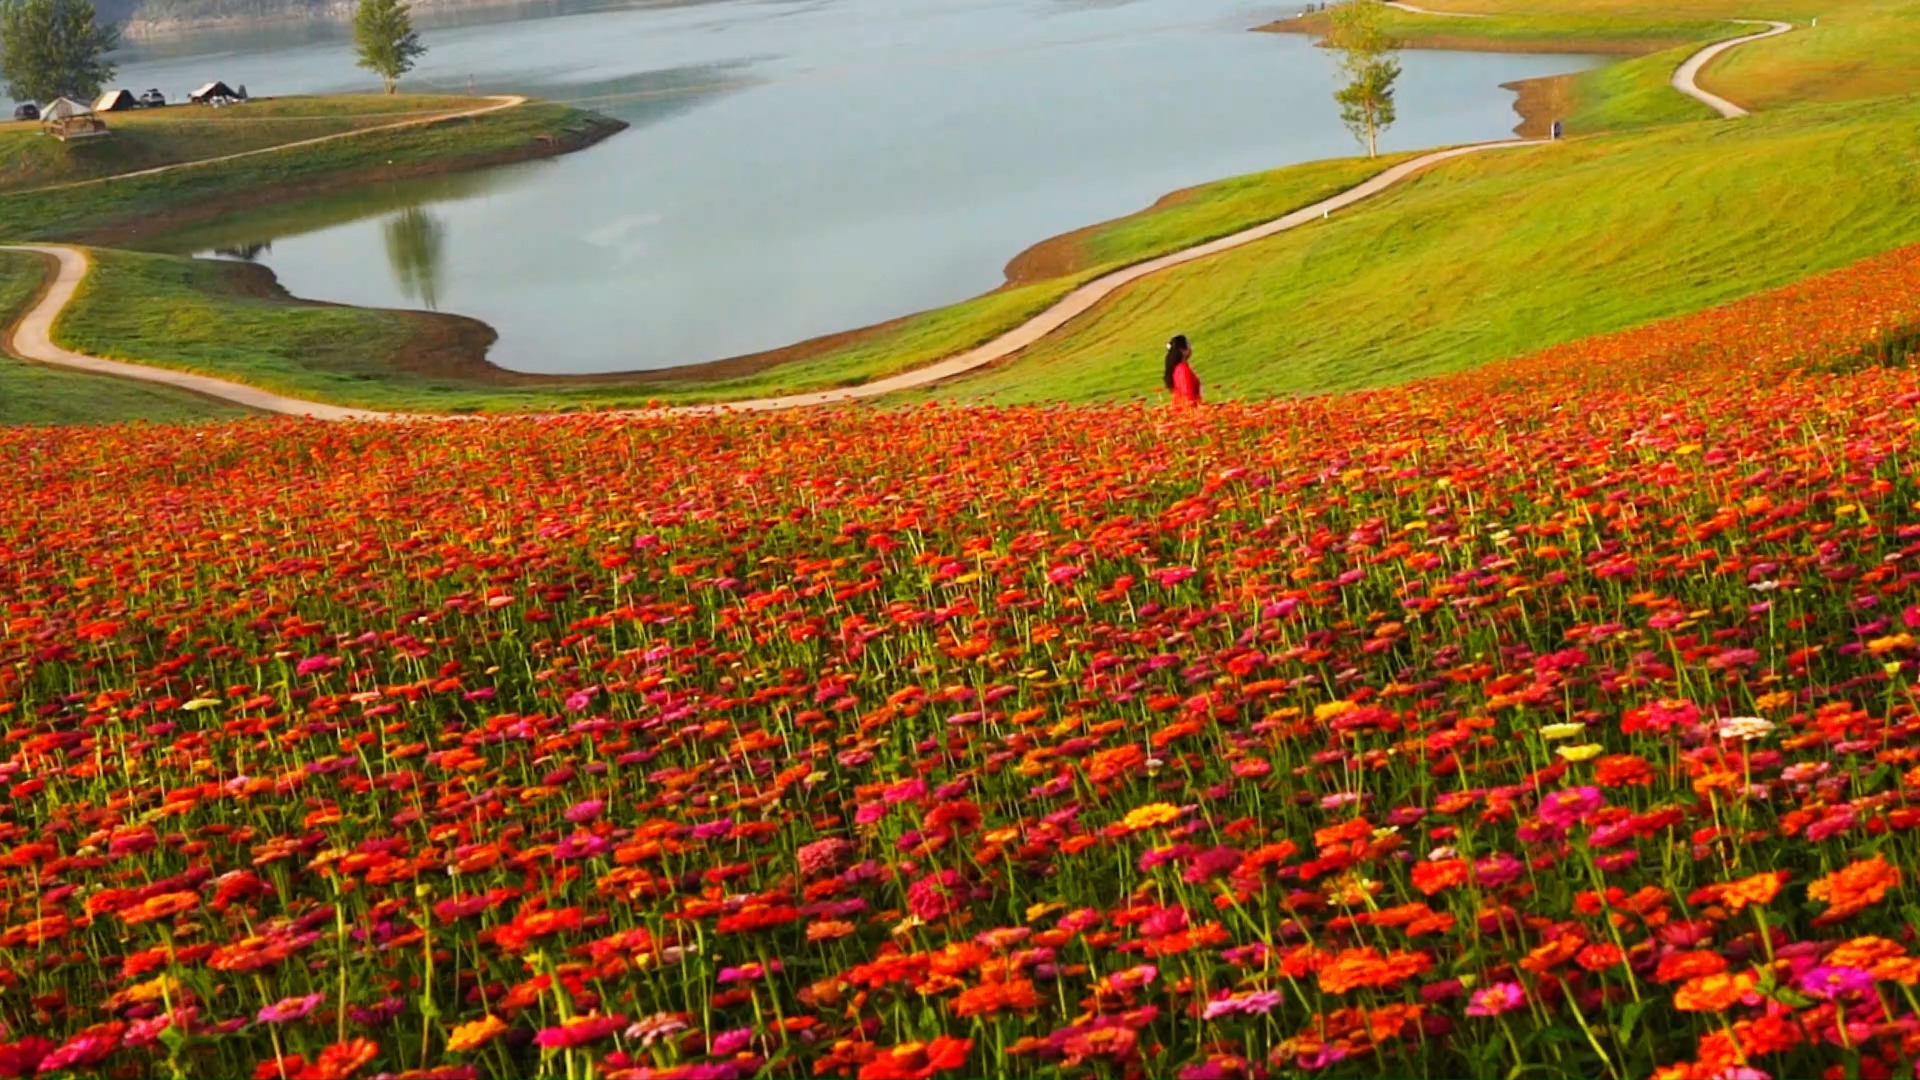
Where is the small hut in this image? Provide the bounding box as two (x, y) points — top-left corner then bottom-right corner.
(93, 89), (136, 112)
(189, 81), (237, 104)
(41, 97), (108, 141)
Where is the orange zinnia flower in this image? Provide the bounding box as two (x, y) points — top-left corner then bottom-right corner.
(1807, 854), (1901, 924)
(1718, 871), (1786, 912)
(1411, 858), (1467, 896)
(1672, 970), (1757, 1013)
(1316, 947), (1433, 995)
(117, 891), (200, 925)
(446, 1015), (508, 1053)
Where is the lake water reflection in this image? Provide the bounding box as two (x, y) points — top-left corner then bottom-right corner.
(117, 0), (1600, 374)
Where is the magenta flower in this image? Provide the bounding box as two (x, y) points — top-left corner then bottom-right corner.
(691, 818), (735, 841)
(1465, 982), (1525, 1017)
(535, 1013), (626, 1050)
(1800, 965), (1874, 1000)
(1201, 990), (1282, 1020)
(1537, 786), (1605, 828)
(551, 832), (610, 860)
(563, 799), (605, 824)
(708, 1027), (754, 1056)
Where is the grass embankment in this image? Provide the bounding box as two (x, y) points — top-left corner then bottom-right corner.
(932, 94), (1920, 404)
(1380, 0), (1920, 114)
(0, 250), (243, 424)
(0, 100), (622, 246)
(0, 95), (482, 192)
(31, 154), (1417, 412)
(1270, 0), (1920, 134)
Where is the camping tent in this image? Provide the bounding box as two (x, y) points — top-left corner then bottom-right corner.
(40, 97), (92, 121)
(93, 89), (136, 112)
(40, 97), (108, 140)
(189, 81), (236, 103)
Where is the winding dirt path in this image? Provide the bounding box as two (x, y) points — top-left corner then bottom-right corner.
(3, 245), (391, 419)
(1, 19), (1789, 418)
(1383, 2), (1489, 17)
(1670, 20), (1791, 117)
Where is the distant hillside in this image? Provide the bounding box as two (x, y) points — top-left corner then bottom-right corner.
(101, 0), (507, 36)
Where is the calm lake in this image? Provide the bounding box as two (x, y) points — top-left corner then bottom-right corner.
(111, 0), (1599, 374)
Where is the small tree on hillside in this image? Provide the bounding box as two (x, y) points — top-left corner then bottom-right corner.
(1326, 0), (1400, 158)
(354, 0), (425, 95)
(0, 0), (118, 104)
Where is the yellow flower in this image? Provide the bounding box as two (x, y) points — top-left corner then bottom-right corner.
(1868, 634), (1913, 656)
(1557, 743), (1603, 763)
(1538, 723), (1585, 741)
(447, 1014), (508, 1053)
(1121, 803), (1183, 832)
(1315, 701), (1358, 722)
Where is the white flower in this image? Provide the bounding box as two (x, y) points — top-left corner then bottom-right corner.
(1717, 716), (1775, 742)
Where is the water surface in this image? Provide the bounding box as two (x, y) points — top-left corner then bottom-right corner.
(112, 0), (1599, 373)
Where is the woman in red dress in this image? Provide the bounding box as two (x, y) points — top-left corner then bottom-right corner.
(1163, 334), (1201, 405)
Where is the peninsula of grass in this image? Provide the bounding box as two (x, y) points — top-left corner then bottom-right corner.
(0, 95), (485, 193)
(0, 99), (624, 246)
(0, 250), (244, 425)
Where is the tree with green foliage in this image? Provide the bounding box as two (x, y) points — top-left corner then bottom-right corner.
(354, 0), (425, 95)
(0, 0), (118, 105)
(1326, 0), (1400, 158)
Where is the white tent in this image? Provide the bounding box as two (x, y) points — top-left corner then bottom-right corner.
(93, 89), (136, 112)
(39, 97), (93, 122)
(190, 81), (236, 103)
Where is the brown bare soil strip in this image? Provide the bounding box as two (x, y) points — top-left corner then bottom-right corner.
(1505, 73), (1577, 137)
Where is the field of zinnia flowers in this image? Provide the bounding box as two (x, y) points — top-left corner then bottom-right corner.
(6, 241), (1920, 1080)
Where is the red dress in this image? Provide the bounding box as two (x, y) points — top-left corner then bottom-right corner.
(1170, 360), (1202, 405)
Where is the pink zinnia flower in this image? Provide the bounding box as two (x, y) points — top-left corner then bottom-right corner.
(257, 992), (324, 1025)
(796, 838), (851, 877)
(535, 1013), (626, 1050)
(1537, 786), (1605, 828)
(1465, 982), (1524, 1017)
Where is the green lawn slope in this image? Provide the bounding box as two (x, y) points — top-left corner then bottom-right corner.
(931, 95), (1920, 404)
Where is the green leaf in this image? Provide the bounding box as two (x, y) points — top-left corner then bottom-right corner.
(1617, 999), (1652, 1045)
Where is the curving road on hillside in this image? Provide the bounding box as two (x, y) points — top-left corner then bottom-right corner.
(1383, 2), (1489, 17)
(0, 19), (1788, 418)
(1670, 20), (1791, 118)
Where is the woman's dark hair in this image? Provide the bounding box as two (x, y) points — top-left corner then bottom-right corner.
(1163, 335), (1191, 391)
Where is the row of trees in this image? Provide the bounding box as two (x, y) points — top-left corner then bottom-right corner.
(0, 0), (424, 102)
